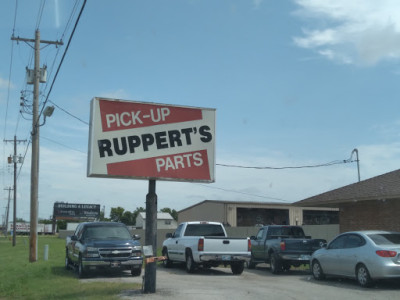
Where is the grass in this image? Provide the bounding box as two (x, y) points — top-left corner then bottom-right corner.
(0, 235), (141, 300)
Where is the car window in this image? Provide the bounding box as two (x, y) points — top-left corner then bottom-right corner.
(344, 234), (365, 248)
(328, 235), (346, 249)
(75, 224), (84, 239)
(74, 224), (82, 236)
(256, 229), (264, 240)
(184, 224), (225, 236)
(173, 224), (184, 238)
(368, 233), (400, 245)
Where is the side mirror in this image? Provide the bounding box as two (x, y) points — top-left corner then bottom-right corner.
(132, 234), (140, 240)
(166, 233), (173, 238)
(250, 236), (256, 240)
(71, 235), (78, 241)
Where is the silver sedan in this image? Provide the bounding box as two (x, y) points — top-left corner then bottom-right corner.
(311, 230), (400, 287)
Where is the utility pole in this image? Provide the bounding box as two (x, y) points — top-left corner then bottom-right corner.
(11, 30), (63, 262)
(4, 136), (26, 246)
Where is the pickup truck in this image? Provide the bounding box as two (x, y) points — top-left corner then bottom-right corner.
(65, 222), (143, 278)
(162, 221), (251, 274)
(248, 225), (326, 274)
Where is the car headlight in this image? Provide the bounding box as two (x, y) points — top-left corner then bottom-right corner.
(131, 246), (142, 257)
(84, 247), (99, 258)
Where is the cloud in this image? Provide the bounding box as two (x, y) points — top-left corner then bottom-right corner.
(253, 0), (263, 9)
(0, 76), (14, 89)
(293, 0), (400, 65)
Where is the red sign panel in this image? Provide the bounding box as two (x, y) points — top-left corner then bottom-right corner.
(87, 98), (215, 182)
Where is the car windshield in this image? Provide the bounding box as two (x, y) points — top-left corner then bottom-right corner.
(83, 225), (132, 240)
(368, 233), (400, 245)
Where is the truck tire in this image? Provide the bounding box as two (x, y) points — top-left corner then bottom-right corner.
(78, 256), (87, 278)
(231, 261), (245, 275)
(270, 253), (282, 274)
(185, 250), (196, 273)
(162, 248), (173, 268)
(247, 256), (256, 269)
(65, 249), (71, 270)
(131, 266), (142, 277)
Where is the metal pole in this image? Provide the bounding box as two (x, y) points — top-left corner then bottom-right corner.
(13, 136), (17, 246)
(352, 149), (360, 182)
(29, 29), (40, 262)
(144, 179), (157, 293)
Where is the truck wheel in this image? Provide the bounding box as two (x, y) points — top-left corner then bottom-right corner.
(131, 266), (142, 277)
(247, 256), (256, 269)
(78, 256), (87, 278)
(162, 248), (173, 268)
(270, 253), (282, 274)
(231, 261), (245, 275)
(356, 264), (373, 288)
(185, 250), (196, 273)
(312, 260), (325, 280)
(65, 249), (71, 270)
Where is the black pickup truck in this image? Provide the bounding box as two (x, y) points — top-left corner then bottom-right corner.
(65, 222), (143, 278)
(248, 225), (326, 274)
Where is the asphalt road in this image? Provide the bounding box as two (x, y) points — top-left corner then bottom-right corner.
(82, 264), (400, 300)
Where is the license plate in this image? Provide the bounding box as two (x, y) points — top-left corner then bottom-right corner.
(222, 255), (231, 261)
(110, 262), (121, 268)
(300, 255), (311, 260)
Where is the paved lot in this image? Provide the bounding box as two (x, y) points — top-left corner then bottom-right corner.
(83, 264), (400, 300)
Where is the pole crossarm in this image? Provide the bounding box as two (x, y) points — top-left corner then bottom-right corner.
(11, 35), (64, 46)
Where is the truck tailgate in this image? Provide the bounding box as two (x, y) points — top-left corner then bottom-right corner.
(283, 238), (325, 253)
(203, 237), (249, 254)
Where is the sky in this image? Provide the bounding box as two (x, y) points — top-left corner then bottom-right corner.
(1, 0), (400, 222)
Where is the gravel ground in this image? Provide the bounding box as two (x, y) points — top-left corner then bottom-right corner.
(81, 263), (400, 300)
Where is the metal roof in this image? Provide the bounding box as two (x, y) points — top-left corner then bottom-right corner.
(295, 169), (400, 207)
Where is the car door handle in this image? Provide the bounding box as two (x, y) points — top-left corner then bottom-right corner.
(176, 241), (178, 244)
(223, 240), (230, 244)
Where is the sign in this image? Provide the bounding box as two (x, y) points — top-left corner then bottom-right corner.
(87, 98), (216, 182)
(53, 203), (100, 220)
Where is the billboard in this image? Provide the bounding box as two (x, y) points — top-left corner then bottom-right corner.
(53, 203), (100, 220)
(87, 98), (216, 182)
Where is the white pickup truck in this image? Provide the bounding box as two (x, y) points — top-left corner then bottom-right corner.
(162, 221), (251, 274)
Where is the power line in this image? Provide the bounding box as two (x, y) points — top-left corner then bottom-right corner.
(196, 183), (290, 202)
(48, 100), (89, 125)
(216, 159), (355, 170)
(38, 0), (87, 124)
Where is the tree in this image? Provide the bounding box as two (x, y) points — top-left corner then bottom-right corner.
(160, 207), (178, 221)
(121, 210), (135, 225)
(110, 207), (125, 222)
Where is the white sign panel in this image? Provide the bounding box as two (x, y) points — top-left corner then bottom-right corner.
(87, 98), (215, 182)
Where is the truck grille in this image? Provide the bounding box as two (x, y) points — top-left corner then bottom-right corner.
(99, 248), (131, 259)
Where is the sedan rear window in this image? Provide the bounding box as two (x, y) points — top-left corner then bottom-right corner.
(368, 233), (400, 245)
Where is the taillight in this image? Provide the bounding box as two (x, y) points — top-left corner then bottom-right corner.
(376, 250), (397, 257)
(198, 238), (204, 251)
(280, 241), (286, 251)
(248, 238), (251, 251)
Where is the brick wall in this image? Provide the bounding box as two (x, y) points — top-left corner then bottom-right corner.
(340, 198), (400, 232)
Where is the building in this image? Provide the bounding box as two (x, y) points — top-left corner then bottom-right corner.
(295, 169), (400, 232)
(135, 212), (177, 229)
(178, 200), (338, 227)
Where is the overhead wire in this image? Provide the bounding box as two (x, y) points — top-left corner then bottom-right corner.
(37, 0), (87, 126)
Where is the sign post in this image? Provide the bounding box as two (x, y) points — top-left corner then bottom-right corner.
(87, 98), (216, 294)
(144, 179), (157, 293)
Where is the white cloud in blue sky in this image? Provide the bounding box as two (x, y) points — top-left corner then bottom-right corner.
(293, 0), (400, 65)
